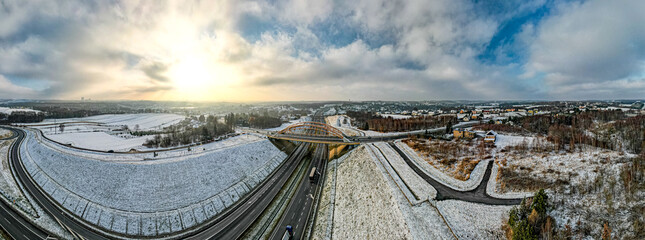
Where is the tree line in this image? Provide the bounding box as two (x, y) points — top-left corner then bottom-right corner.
(0, 111), (46, 123)
(363, 115), (456, 132)
(224, 113), (283, 129)
(143, 115), (233, 148)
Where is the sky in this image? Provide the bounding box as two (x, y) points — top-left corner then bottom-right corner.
(1, 0), (644, 102)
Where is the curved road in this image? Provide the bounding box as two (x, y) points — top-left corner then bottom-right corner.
(388, 142), (522, 205)
(0, 127), (52, 240)
(4, 126), (313, 239)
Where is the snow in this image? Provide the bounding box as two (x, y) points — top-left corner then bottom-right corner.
(324, 115), (352, 128)
(31, 129), (267, 163)
(380, 114), (413, 119)
(19, 130), (287, 235)
(265, 116), (310, 131)
(369, 143), (437, 201)
(436, 200), (511, 239)
(493, 134), (536, 150)
(331, 146), (411, 239)
(0, 137), (74, 239)
(0, 107), (40, 114)
(22, 113), (185, 151)
(314, 143), (514, 240)
(46, 132), (150, 152)
(38, 113), (184, 131)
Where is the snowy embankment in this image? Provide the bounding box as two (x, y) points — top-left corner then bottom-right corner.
(394, 141), (487, 191)
(330, 146), (411, 239)
(20, 130), (286, 236)
(370, 142), (437, 201)
(436, 200), (511, 239)
(0, 137), (74, 239)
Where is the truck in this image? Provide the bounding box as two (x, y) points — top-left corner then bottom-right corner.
(282, 225), (293, 240)
(309, 167), (317, 183)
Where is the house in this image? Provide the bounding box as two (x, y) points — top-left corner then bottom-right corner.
(484, 130), (497, 143)
(453, 128), (475, 139)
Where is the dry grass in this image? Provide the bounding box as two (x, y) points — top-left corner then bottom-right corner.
(404, 138), (492, 180)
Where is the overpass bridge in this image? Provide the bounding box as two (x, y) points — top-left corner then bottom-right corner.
(267, 121), (360, 145)
(266, 120), (479, 144)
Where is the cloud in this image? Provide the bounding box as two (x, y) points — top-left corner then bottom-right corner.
(0, 0), (643, 101)
(0, 75), (37, 98)
(525, 0), (645, 89)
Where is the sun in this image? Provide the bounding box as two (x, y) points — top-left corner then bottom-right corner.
(167, 54), (242, 101)
(170, 55), (213, 92)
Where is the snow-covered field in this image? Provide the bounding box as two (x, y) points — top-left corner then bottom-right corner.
(37, 113), (184, 131)
(47, 132), (150, 151)
(380, 114), (413, 119)
(25, 114), (185, 151)
(32, 130), (267, 163)
(437, 200), (511, 239)
(20, 130), (287, 236)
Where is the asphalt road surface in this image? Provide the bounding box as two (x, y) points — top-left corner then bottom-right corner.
(7, 127), (110, 239)
(388, 142), (523, 205)
(186, 142), (310, 240)
(5, 126), (313, 240)
(268, 143), (328, 240)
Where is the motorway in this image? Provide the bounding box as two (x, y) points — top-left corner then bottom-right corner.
(0, 128), (51, 240)
(1, 117), (498, 239)
(268, 143), (328, 240)
(186, 142), (310, 239)
(7, 127), (110, 240)
(3, 126), (314, 239)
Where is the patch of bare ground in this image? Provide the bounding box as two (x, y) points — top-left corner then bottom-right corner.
(403, 136), (492, 181)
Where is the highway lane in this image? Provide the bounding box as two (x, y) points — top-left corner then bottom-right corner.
(0, 127), (50, 240)
(388, 142), (522, 205)
(8, 128), (110, 239)
(0, 197), (49, 240)
(7, 126), (316, 240)
(268, 113), (329, 240)
(268, 144), (327, 240)
(186, 142), (311, 240)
